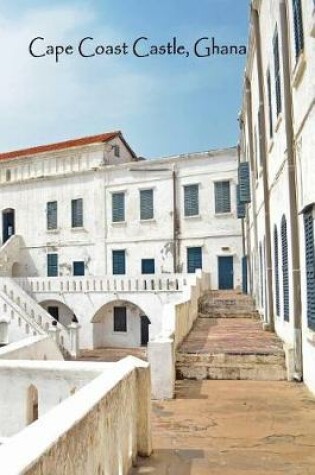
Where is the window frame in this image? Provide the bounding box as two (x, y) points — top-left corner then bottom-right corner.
(71, 198), (83, 228)
(112, 192), (126, 223)
(214, 180), (232, 215)
(47, 201), (58, 230)
(184, 184), (200, 217)
(113, 306), (127, 332)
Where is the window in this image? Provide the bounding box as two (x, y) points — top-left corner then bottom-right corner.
(47, 201), (57, 230)
(140, 189), (154, 220)
(71, 198), (83, 228)
(187, 247), (202, 274)
(112, 250), (126, 275)
(238, 162), (251, 204)
(214, 181), (231, 214)
(113, 145), (120, 158)
(184, 184), (199, 217)
(5, 169), (11, 182)
(267, 69), (273, 138)
(47, 253), (58, 277)
(281, 215), (290, 321)
(112, 192), (125, 222)
(292, 0), (304, 59)
(113, 306), (127, 332)
(141, 259), (155, 274)
(273, 28), (282, 117)
(73, 261), (85, 276)
(303, 209), (315, 330)
(47, 306), (59, 321)
(274, 226), (280, 316)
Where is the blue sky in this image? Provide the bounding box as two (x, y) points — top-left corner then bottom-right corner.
(0, 0), (249, 158)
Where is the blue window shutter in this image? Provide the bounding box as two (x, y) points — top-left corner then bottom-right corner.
(71, 199), (83, 228)
(238, 162), (251, 204)
(112, 193), (125, 222)
(303, 210), (315, 330)
(187, 247), (202, 273)
(141, 259), (155, 274)
(73, 261), (85, 276)
(215, 181), (231, 214)
(237, 185), (246, 219)
(273, 29), (282, 116)
(113, 307), (127, 332)
(47, 201), (57, 230)
(293, 0), (304, 59)
(140, 189), (154, 220)
(274, 226), (280, 316)
(242, 256), (248, 294)
(47, 253), (58, 277)
(184, 185), (199, 216)
(281, 215), (290, 321)
(113, 250), (126, 275)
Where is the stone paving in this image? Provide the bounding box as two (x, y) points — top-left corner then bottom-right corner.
(130, 380), (315, 475)
(178, 318), (284, 355)
(77, 347), (147, 362)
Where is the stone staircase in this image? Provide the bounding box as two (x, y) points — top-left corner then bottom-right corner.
(176, 290), (286, 381)
(0, 277), (71, 356)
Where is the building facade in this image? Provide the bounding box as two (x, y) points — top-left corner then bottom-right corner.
(239, 0), (315, 393)
(0, 132), (242, 349)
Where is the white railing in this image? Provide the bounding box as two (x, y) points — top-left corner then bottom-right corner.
(0, 278), (70, 353)
(14, 274), (190, 294)
(0, 235), (21, 277)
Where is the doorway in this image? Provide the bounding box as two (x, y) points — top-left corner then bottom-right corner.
(218, 256), (234, 290)
(2, 209), (15, 244)
(140, 315), (151, 346)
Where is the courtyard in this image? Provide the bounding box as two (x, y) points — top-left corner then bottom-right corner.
(131, 380), (315, 475)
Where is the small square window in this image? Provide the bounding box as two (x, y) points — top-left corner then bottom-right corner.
(141, 259), (155, 274)
(73, 261), (85, 276)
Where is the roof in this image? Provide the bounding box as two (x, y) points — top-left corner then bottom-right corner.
(0, 131), (137, 162)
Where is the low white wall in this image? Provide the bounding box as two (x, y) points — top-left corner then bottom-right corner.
(148, 270), (210, 399)
(0, 336), (63, 361)
(0, 357), (152, 475)
(0, 360), (107, 437)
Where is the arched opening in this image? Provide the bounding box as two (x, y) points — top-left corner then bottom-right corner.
(91, 300), (151, 349)
(2, 208), (15, 244)
(39, 300), (76, 327)
(26, 384), (39, 425)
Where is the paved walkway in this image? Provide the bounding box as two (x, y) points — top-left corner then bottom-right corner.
(77, 347), (147, 362)
(178, 318), (284, 355)
(130, 380), (315, 475)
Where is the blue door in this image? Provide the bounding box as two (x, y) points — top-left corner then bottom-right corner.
(218, 256), (234, 290)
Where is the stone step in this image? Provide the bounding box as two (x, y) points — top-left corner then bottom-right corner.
(199, 291), (256, 317)
(176, 353), (286, 381)
(198, 310), (259, 319)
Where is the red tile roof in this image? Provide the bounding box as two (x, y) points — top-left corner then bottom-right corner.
(0, 131), (121, 162)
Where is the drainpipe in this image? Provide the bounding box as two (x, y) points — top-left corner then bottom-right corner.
(245, 78), (259, 299)
(279, 0), (303, 380)
(252, 6), (274, 331)
(172, 167), (179, 273)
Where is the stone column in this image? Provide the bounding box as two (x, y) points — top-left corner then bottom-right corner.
(0, 317), (10, 346)
(68, 321), (81, 358)
(48, 321), (61, 346)
(147, 333), (175, 400)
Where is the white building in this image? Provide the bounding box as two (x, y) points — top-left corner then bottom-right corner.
(0, 131), (242, 350)
(239, 0), (315, 394)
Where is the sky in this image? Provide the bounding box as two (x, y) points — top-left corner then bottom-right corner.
(0, 0), (249, 158)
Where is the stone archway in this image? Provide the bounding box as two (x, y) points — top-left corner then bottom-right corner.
(39, 300), (76, 327)
(91, 300), (151, 349)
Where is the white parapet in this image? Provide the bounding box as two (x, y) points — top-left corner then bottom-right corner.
(0, 356), (152, 475)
